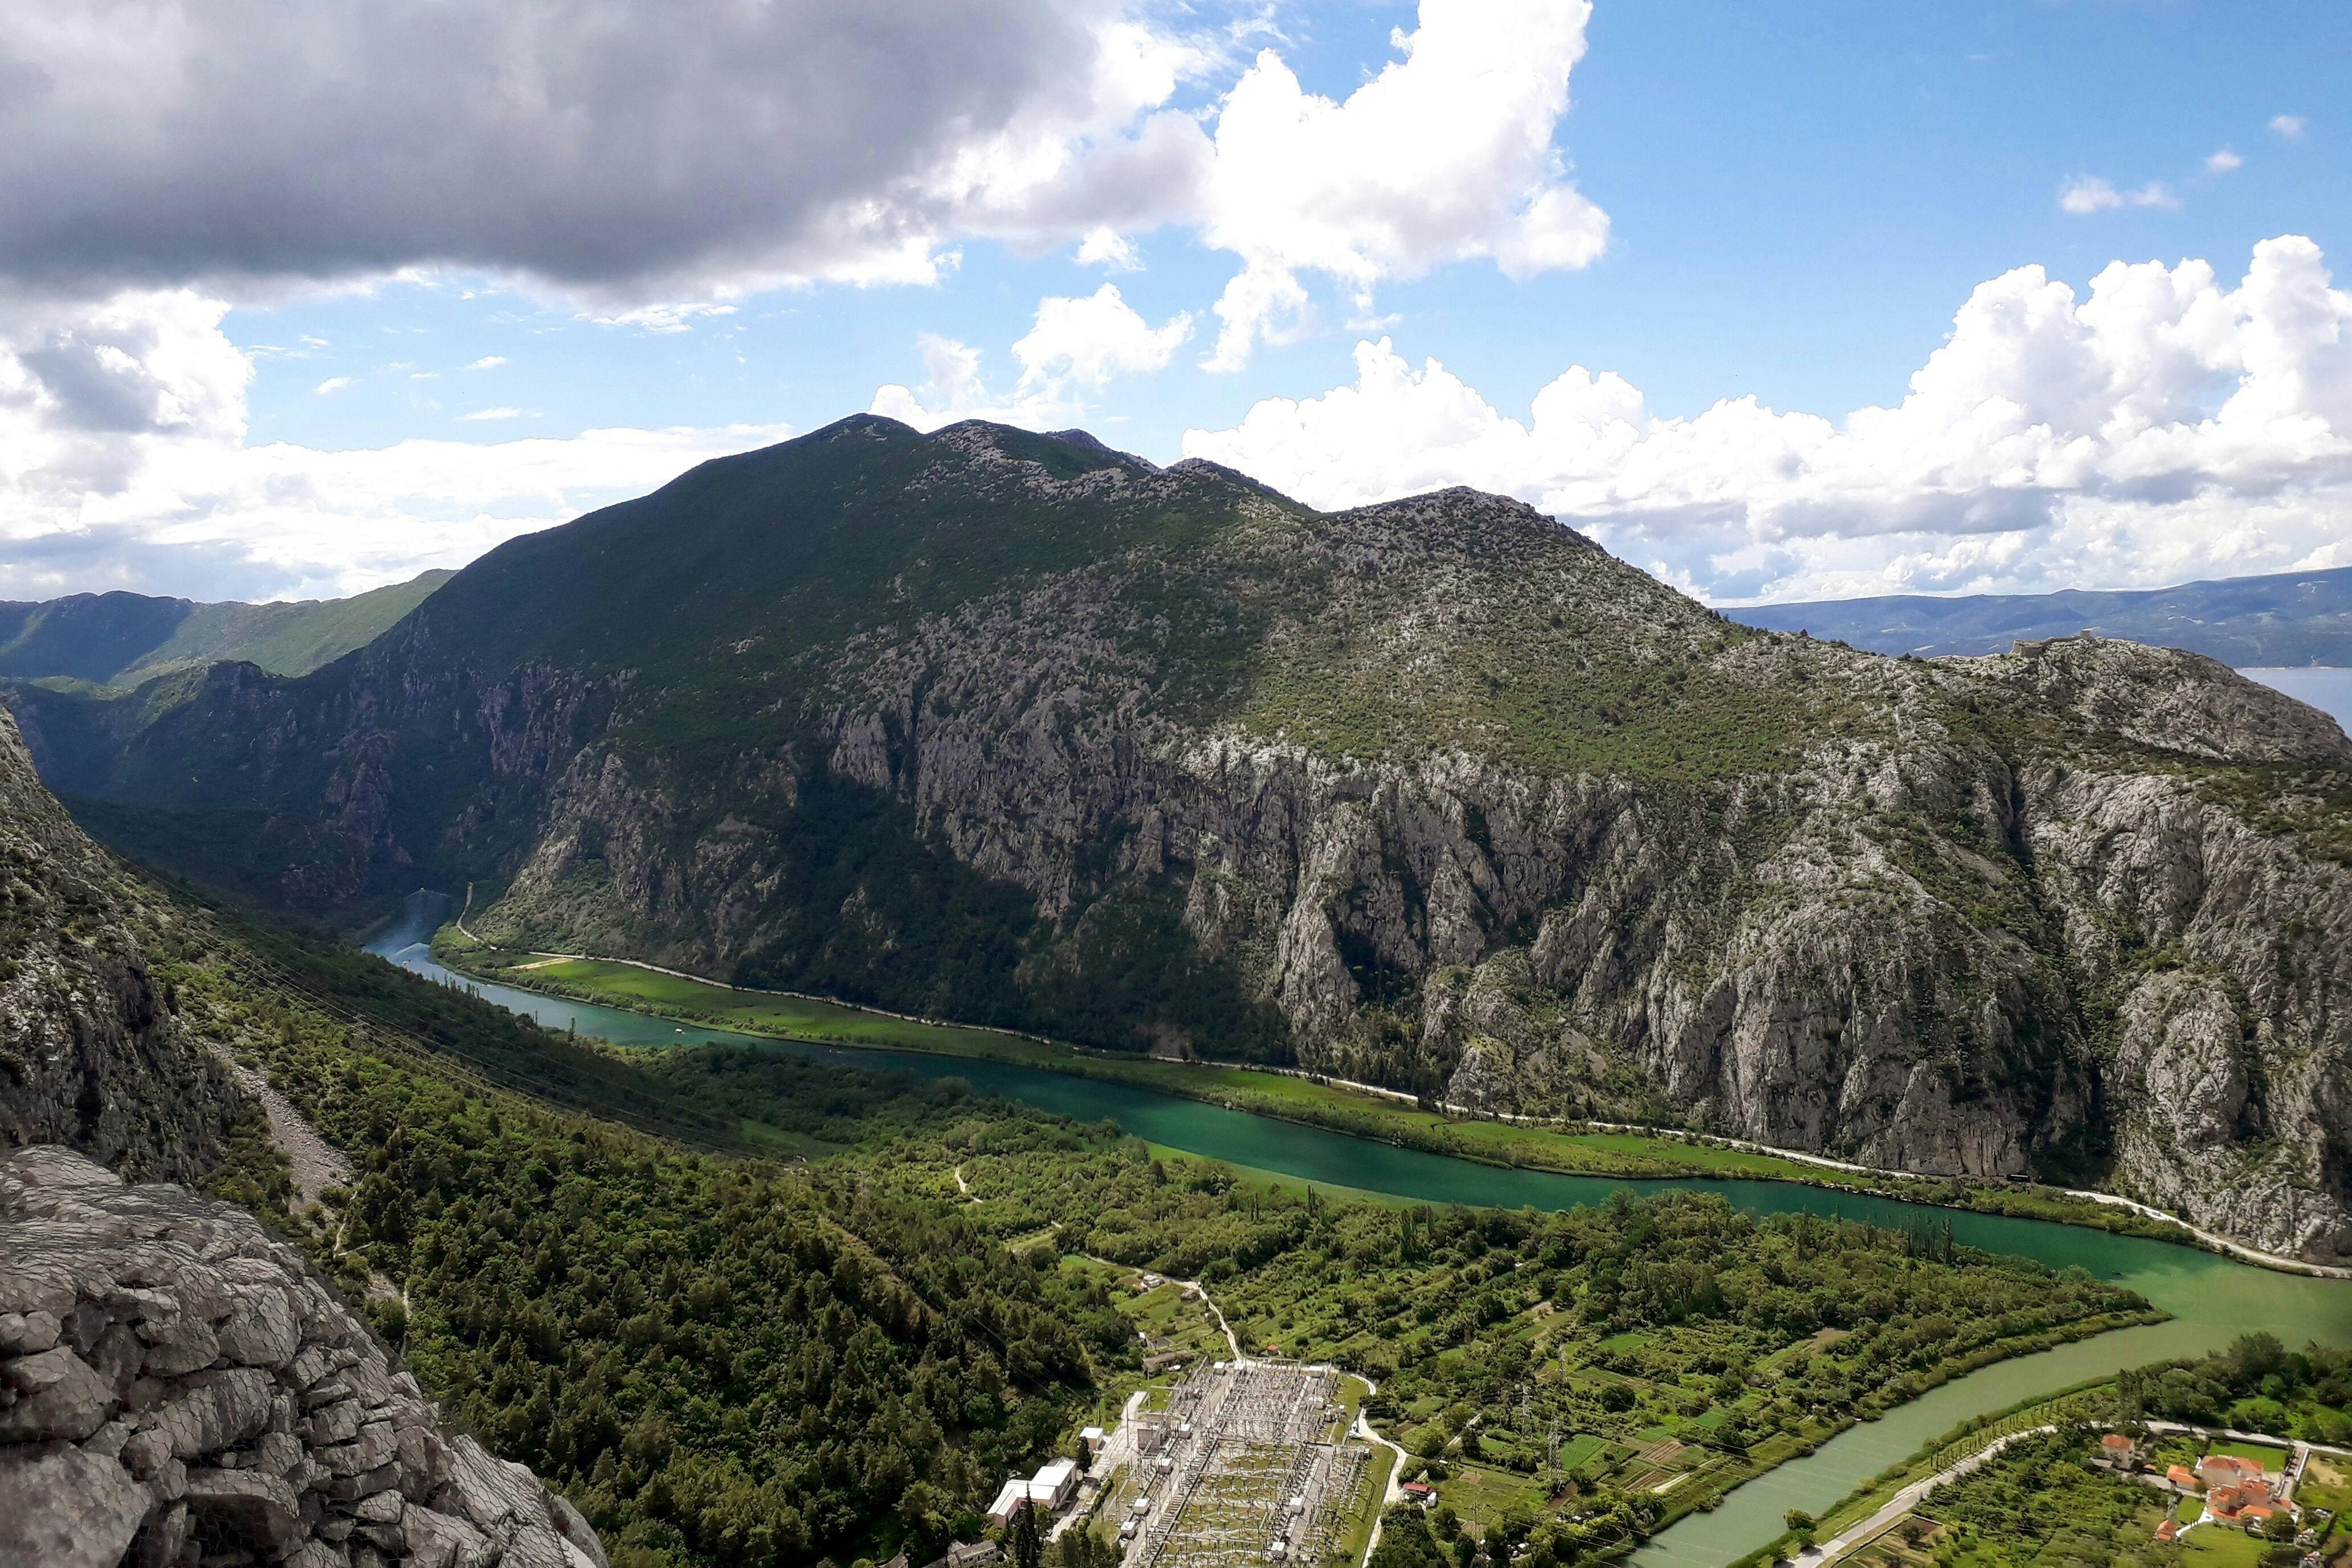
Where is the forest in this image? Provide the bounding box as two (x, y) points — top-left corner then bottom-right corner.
(169, 917), (2165, 1568)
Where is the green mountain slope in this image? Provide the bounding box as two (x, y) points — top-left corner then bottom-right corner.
(6, 415), (2351, 1264)
(1734, 564), (2352, 665)
(0, 568), (452, 687)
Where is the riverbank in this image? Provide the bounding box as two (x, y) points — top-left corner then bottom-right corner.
(430, 929), (2330, 1269)
(380, 917), (2351, 1568)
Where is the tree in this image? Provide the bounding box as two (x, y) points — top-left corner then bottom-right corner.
(1006, 1503), (1044, 1568)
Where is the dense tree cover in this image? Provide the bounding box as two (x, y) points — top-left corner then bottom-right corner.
(169, 954), (1128, 1568)
(1369, 1505), (1457, 1568)
(2120, 1333), (2352, 1445)
(156, 909), (2165, 1568)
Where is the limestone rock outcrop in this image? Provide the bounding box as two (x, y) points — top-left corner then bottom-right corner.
(0, 1146), (605, 1568)
(0, 708), (243, 1181)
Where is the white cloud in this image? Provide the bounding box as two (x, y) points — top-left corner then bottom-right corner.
(1183, 236), (2352, 603)
(870, 283), (1191, 430)
(867, 334), (1079, 434)
(466, 356), (507, 370)
(576, 302), (742, 334)
(2057, 176), (2179, 215)
(1013, 284), (1190, 387)
(2206, 148), (2244, 174)
(455, 407), (531, 422)
(0, 0), (1611, 384)
(0, 288), (787, 599)
(314, 375), (356, 395)
(1075, 227), (1142, 270)
(2271, 115), (2306, 140)
(1191, 0), (1607, 369)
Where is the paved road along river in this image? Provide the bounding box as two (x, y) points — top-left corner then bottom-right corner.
(365, 896), (2352, 1568)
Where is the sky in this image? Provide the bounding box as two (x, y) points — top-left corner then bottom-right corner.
(0, 0), (2346, 607)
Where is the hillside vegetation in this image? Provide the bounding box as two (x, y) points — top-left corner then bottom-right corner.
(7, 417), (2352, 1263)
(0, 569), (450, 687)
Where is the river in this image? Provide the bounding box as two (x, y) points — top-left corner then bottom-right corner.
(364, 894), (2351, 1567)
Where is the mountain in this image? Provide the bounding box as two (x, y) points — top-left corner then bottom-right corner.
(0, 569), (454, 688)
(1733, 565), (2352, 666)
(8, 415), (2352, 1261)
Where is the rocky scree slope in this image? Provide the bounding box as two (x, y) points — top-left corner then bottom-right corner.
(11, 417), (2352, 1260)
(0, 1144), (606, 1568)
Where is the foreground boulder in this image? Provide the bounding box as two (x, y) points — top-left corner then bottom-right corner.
(0, 1146), (605, 1568)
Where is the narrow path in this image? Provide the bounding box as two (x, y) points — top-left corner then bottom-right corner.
(220, 1057), (352, 1208)
(214, 1048), (397, 1302)
(1351, 1367), (1411, 1567)
(1808, 1417), (2348, 1567)
(1807, 1427), (2049, 1565)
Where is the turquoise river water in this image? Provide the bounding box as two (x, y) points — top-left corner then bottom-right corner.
(364, 900), (2351, 1568)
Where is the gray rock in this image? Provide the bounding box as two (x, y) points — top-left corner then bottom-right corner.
(93, 1322), (145, 1396)
(63, 1299), (109, 1355)
(0, 1148), (602, 1567)
(317, 1420), (397, 1476)
(307, 1397), (362, 1446)
(0, 1265), (77, 1320)
(120, 1425), (172, 1478)
(549, 1492), (609, 1568)
(0, 1346), (112, 1441)
(0, 1442), (150, 1568)
(402, 1504), (492, 1568)
(184, 1465), (304, 1556)
(502, 1521), (582, 1568)
(147, 1454), (188, 1501)
(324, 1460), (405, 1501)
(136, 1314), (218, 1377)
(217, 1283), (300, 1367)
(0, 1309), (59, 1354)
(355, 1518), (406, 1553)
(104, 1285), (180, 1326)
(434, 1433), (554, 1536)
(80, 1418), (130, 1459)
(131, 1499), (190, 1568)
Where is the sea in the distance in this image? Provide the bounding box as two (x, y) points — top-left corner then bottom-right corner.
(2244, 665), (2352, 730)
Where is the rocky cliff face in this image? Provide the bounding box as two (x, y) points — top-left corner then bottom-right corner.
(482, 483), (2352, 1263)
(14, 418), (2352, 1261)
(0, 1144), (606, 1568)
(0, 707), (243, 1180)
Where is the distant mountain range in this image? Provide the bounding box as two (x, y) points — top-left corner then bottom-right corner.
(1732, 565), (2352, 666)
(0, 569), (452, 688)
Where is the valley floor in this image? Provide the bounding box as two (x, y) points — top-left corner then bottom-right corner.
(432, 930), (2284, 1266)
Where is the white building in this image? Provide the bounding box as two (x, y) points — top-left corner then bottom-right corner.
(986, 1458), (1082, 1524)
